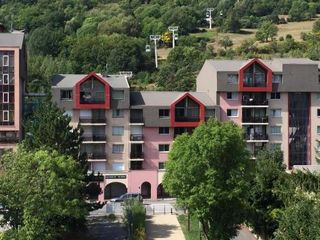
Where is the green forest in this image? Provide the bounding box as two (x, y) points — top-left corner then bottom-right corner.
(1, 0), (320, 92)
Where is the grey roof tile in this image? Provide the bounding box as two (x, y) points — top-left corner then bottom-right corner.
(51, 74), (129, 89)
(130, 91), (215, 106)
(0, 32), (24, 49)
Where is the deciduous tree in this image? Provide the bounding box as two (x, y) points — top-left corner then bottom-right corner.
(248, 149), (285, 240)
(163, 120), (252, 240)
(0, 148), (87, 240)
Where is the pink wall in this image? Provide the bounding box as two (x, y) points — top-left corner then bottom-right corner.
(127, 127), (173, 200)
(98, 181), (105, 202)
(143, 127), (173, 170)
(128, 170), (158, 200)
(219, 92), (242, 125)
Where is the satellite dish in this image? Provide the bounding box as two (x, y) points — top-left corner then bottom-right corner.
(145, 44), (151, 52)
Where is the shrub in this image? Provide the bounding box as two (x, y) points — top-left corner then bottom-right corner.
(123, 200), (146, 240)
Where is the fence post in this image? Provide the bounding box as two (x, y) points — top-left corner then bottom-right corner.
(164, 205), (166, 214)
(171, 208), (173, 215)
(153, 206), (155, 215)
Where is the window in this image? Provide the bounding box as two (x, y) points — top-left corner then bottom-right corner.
(3, 74), (9, 84)
(112, 126), (124, 136)
(60, 90), (72, 100)
(272, 74), (282, 84)
(318, 109), (320, 117)
(2, 55), (9, 66)
(317, 126), (320, 135)
(112, 109), (124, 118)
(112, 144), (124, 153)
(271, 109), (281, 117)
(159, 144), (169, 152)
(159, 127), (169, 135)
(270, 126), (281, 135)
(3, 110), (9, 122)
(317, 93), (320, 100)
(227, 74), (238, 84)
(227, 109), (238, 117)
(159, 162), (165, 170)
(227, 92), (238, 100)
(112, 163), (124, 171)
(3, 92), (8, 103)
(112, 90), (124, 100)
(270, 92), (281, 99)
(159, 109), (169, 118)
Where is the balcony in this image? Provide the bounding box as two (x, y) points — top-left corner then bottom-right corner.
(242, 116), (268, 124)
(130, 161), (143, 170)
(245, 133), (268, 141)
(0, 136), (19, 143)
(130, 116), (144, 123)
(130, 152), (144, 159)
(83, 135), (107, 142)
(130, 134), (144, 141)
(87, 152), (107, 160)
(242, 98), (268, 106)
(79, 117), (106, 124)
(175, 116), (200, 122)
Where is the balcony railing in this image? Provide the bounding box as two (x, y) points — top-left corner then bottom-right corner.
(0, 136), (19, 143)
(242, 116), (268, 123)
(175, 116), (200, 122)
(246, 133), (268, 141)
(130, 116), (144, 123)
(83, 135), (107, 141)
(79, 118), (106, 124)
(242, 98), (268, 106)
(130, 134), (144, 141)
(87, 153), (107, 159)
(130, 152), (144, 159)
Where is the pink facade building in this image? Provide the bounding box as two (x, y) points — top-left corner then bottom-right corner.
(0, 31), (26, 154)
(52, 58), (320, 200)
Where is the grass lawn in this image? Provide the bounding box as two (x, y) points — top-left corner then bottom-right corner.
(191, 18), (318, 49)
(178, 214), (202, 240)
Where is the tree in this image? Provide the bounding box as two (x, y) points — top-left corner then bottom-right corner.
(155, 46), (211, 91)
(23, 100), (101, 202)
(313, 19), (320, 33)
(0, 147), (87, 239)
(248, 149), (285, 240)
(24, 100), (84, 167)
(163, 120), (252, 240)
(218, 36), (233, 50)
(256, 21), (278, 42)
(274, 193), (320, 240)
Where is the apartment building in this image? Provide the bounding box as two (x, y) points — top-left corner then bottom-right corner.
(52, 58), (320, 201)
(52, 72), (217, 200)
(0, 31), (26, 154)
(197, 58), (320, 170)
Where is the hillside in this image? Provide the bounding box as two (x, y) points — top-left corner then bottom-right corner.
(0, 0), (320, 92)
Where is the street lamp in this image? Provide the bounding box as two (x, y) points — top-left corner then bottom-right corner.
(168, 26), (178, 48)
(206, 8), (215, 29)
(150, 35), (161, 68)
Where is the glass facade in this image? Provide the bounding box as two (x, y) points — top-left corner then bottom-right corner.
(289, 93), (310, 167)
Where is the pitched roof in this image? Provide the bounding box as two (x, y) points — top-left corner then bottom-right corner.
(130, 91), (215, 106)
(0, 32), (24, 49)
(206, 58), (320, 72)
(51, 74), (129, 89)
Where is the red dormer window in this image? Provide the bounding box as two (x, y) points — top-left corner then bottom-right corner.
(239, 59), (272, 92)
(170, 93), (205, 127)
(74, 72), (110, 109)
